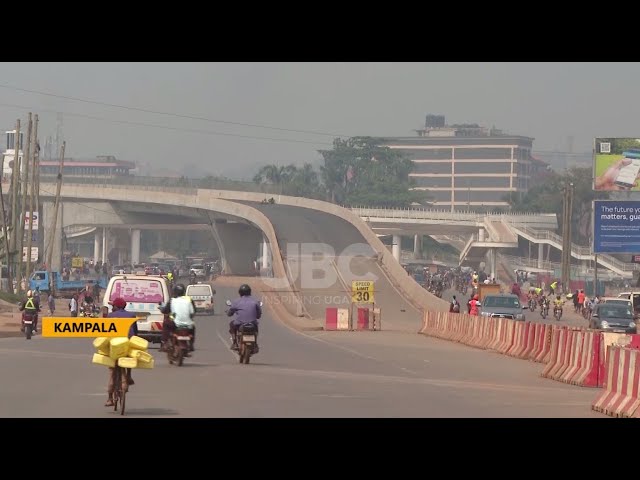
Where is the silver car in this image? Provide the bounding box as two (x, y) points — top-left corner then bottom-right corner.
(478, 293), (527, 321)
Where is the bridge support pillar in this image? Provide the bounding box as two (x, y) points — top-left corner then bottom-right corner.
(479, 228), (486, 241)
(392, 235), (401, 262)
(489, 248), (497, 281)
(538, 243), (544, 269)
(102, 227), (107, 264)
(130, 229), (141, 265)
(262, 237), (269, 270)
(413, 234), (422, 260)
(94, 231), (101, 264)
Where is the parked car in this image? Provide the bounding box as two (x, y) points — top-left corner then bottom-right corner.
(478, 293), (527, 321)
(590, 304), (637, 333)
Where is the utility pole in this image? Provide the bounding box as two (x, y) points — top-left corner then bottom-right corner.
(46, 141), (65, 297)
(9, 119), (21, 292)
(34, 120), (41, 264)
(561, 181), (574, 293)
(0, 154), (12, 292)
(17, 113), (32, 294)
(26, 114), (38, 285)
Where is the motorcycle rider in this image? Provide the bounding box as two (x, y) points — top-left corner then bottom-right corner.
(449, 295), (460, 313)
(160, 284), (196, 353)
(81, 295), (97, 317)
(227, 283), (262, 352)
(19, 290), (41, 334)
(553, 295), (564, 319)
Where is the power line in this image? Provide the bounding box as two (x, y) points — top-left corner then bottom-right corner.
(0, 82), (350, 138)
(0, 101), (334, 147)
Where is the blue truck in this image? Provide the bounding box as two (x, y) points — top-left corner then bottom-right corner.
(29, 271), (108, 297)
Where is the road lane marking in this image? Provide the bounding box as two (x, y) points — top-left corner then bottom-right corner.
(215, 328), (241, 360)
(211, 363), (589, 395)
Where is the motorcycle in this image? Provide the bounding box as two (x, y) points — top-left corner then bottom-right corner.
(225, 299), (262, 364)
(79, 304), (100, 317)
(540, 299), (549, 319)
(21, 311), (37, 340)
(554, 306), (563, 321)
(529, 298), (537, 312)
(166, 327), (194, 367)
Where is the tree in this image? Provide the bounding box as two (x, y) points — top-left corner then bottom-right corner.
(318, 137), (431, 207)
(253, 164), (292, 194)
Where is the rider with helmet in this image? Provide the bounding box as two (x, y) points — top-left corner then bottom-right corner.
(553, 295), (564, 317)
(227, 284), (262, 351)
(160, 284), (197, 353)
(19, 289), (41, 334)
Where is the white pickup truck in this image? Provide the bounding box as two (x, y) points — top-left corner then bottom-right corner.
(186, 283), (216, 315)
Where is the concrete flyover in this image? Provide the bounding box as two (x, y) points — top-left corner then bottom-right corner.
(39, 183), (451, 332)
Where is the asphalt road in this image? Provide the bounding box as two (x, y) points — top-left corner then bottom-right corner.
(0, 285), (601, 417)
(441, 288), (590, 327)
(240, 203), (425, 332)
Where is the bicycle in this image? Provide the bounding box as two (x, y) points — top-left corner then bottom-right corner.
(111, 367), (128, 416)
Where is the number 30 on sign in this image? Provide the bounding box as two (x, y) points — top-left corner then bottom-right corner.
(352, 281), (374, 303)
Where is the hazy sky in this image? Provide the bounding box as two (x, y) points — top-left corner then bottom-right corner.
(0, 62), (638, 179)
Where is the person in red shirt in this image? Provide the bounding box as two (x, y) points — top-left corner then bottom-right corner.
(577, 290), (586, 314)
(469, 294), (480, 316)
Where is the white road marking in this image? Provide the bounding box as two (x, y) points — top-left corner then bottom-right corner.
(215, 328), (240, 360)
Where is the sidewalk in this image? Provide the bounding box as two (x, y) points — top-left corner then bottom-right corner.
(0, 298), (73, 338)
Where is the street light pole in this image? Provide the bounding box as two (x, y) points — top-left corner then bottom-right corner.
(561, 181), (574, 293)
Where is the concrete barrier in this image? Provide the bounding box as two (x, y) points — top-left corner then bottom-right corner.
(558, 329), (586, 384)
(571, 330), (603, 388)
(541, 327), (566, 377)
(592, 346), (640, 417)
(533, 324), (553, 363)
(519, 322), (539, 360)
(507, 321), (528, 357)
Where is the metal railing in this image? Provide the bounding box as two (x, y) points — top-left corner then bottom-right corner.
(508, 225), (640, 273)
(38, 174), (284, 194)
(352, 207), (485, 223)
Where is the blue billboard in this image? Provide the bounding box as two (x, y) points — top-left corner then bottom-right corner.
(593, 200), (640, 253)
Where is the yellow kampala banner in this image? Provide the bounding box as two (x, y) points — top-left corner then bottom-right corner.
(41, 317), (141, 338)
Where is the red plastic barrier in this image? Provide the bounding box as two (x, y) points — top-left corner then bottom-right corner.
(325, 307), (338, 331)
(356, 307), (369, 330)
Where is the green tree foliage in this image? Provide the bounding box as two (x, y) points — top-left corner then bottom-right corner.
(252, 137), (431, 208)
(253, 163), (323, 198)
(318, 137), (431, 207)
